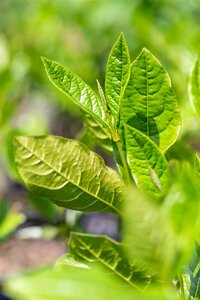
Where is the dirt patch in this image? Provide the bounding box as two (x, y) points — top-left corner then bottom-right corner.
(0, 238), (66, 279)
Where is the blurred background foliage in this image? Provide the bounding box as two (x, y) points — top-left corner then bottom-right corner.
(0, 0), (200, 296)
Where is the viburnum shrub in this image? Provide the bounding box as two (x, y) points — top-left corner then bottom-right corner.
(11, 33), (200, 299)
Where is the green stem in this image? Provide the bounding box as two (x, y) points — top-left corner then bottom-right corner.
(115, 139), (132, 185)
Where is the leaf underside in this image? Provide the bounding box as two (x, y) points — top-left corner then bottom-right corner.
(69, 232), (150, 290)
(14, 135), (124, 214)
(120, 48), (181, 152)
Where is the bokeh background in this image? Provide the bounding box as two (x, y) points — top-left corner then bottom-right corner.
(0, 0), (200, 297)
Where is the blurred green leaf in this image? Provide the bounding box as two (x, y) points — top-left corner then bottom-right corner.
(105, 33), (130, 128)
(0, 210), (25, 241)
(14, 135), (124, 214)
(123, 187), (177, 279)
(120, 48), (181, 152)
(190, 60), (200, 118)
(28, 193), (58, 223)
(3, 264), (178, 300)
(125, 125), (169, 199)
(69, 232), (150, 290)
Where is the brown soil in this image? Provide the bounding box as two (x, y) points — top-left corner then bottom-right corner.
(0, 238), (66, 279)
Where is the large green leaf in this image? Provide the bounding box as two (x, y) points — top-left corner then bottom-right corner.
(3, 264), (178, 300)
(69, 232), (150, 290)
(42, 57), (109, 129)
(14, 135), (124, 214)
(105, 33), (130, 128)
(123, 187), (177, 280)
(190, 60), (200, 117)
(120, 48), (181, 152)
(125, 125), (169, 199)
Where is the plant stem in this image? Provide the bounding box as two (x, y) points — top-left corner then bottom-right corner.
(114, 138), (132, 185)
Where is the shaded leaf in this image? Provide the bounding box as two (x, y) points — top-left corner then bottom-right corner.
(190, 60), (200, 118)
(55, 253), (89, 269)
(42, 57), (109, 129)
(69, 232), (150, 290)
(125, 125), (169, 199)
(14, 135), (124, 214)
(120, 48), (180, 152)
(105, 33), (130, 128)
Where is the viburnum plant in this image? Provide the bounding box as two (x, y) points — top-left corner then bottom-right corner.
(9, 33), (200, 299)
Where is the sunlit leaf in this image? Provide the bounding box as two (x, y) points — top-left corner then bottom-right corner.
(14, 135), (124, 214)
(125, 125), (169, 199)
(42, 57), (110, 129)
(3, 265), (178, 300)
(105, 33), (130, 128)
(120, 48), (181, 152)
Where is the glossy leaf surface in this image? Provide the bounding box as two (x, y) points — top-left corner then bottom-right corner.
(120, 48), (180, 152)
(14, 135), (124, 214)
(105, 33), (130, 128)
(42, 57), (109, 129)
(69, 232), (150, 290)
(125, 125), (169, 199)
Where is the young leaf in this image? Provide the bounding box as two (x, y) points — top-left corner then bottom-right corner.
(14, 135), (124, 214)
(69, 232), (150, 290)
(120, 48), (181, 152)
(125, 125), (169, 199)
(105, 33), (130, 128)
(190, 60), (200, 117)
(42, 57), (110, 129)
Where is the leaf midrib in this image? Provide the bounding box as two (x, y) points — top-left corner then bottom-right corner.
(16, 139), (121, 214)
(73, 235), (144, 291)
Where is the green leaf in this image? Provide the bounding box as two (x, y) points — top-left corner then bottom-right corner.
(123, 187), (176, 279)
(42, 57), (109, 129)
(55, 253), (89, 269)
(69, 232), (150, 290)
(120, 48), (181, 152)
(3, 264), (178, 300)
(125, 125), (169, 199)
(82, 113), (113, 154)
(0, 211), (25, 241)
(14, 135), (124, 214)
(105, 33), (130, 128)
(190, 60), (200, 117)
(183, 243), (200, 299)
